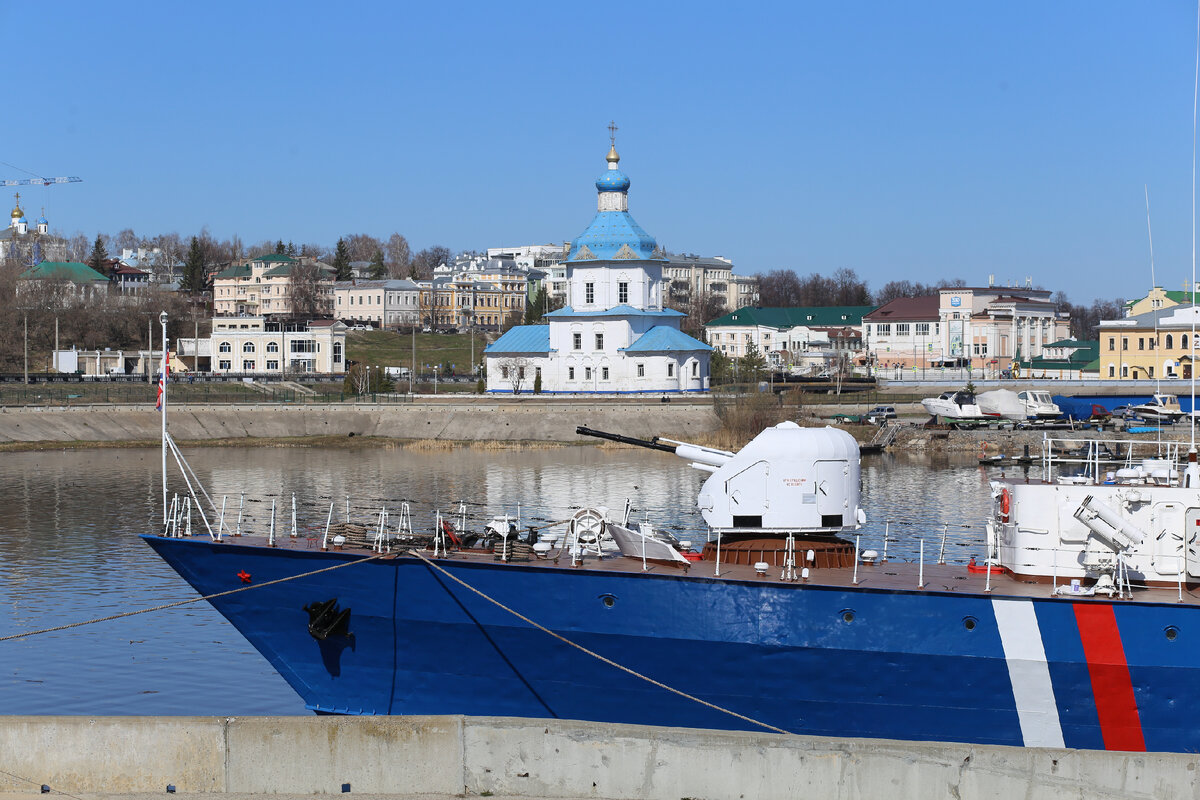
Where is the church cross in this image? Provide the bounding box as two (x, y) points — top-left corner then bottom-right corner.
(608, 121), (618, 146)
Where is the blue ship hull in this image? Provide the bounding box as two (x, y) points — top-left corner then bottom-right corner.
(143, 534), (1200, 752)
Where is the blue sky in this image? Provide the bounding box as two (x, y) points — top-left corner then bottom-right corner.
(4, 1), (1199, 303)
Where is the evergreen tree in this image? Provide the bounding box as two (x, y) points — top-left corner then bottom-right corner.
(274, 240), (285, 255)
(710, 349), (732, 385)
(181, 236), (205, 292)
(739, 343), (767, 384)
(87, 235), (109, 276)
(332, 238), (352, 281)
(285, 241), (297, 257)
(524, 285), (549, 324)
(368, 249), (386, 279)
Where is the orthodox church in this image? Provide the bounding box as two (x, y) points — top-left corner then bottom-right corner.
(0, 193), (68, 264)
(484, 138), (711, 394)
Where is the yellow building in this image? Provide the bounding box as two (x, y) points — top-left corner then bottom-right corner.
(1098, 305), (1200, 379)
(212, 254), (334, 318)
(1124, 286), (1199, 317)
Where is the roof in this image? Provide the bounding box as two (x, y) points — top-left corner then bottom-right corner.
(863, 296), (939, 321)
(484, 325), (551, 354)
(339, 279), (420, 290)
(622, 325), (712, 353)
(250, 254), (297, 264)
(263, 263), (336, 278)
(544, 305), (686, 319)
(1125, 290), (1198, 307)
(566, 153), (664, 263)
(1104, 305), (1200, 329)
(19, 261), (108, 284)
(214, 264), (252, 280)
(707, 306), (876, 329)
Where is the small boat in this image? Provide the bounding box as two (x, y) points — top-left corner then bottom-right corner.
(1016, 389), (1061, 420)
(1130, 393), (1185, 423)
(976, 389), (1025, 420)
(921, 390), (992, 424)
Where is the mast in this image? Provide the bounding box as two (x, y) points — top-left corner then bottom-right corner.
(160, 310), (168, 525)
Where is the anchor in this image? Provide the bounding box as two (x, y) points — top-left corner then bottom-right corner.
(303, 598), (353, 641)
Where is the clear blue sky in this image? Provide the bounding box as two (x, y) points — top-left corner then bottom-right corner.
(5, 1), (1199, 303)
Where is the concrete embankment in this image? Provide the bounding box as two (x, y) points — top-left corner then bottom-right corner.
(0, 715), (1194, 799)
(0, 399), (719, 445)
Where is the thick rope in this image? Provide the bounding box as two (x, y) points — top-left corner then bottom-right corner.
(409, 550), (793, 736)
(0, 550), (394, 643)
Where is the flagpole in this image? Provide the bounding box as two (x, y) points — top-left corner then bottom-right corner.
(160, 310), (168, 526)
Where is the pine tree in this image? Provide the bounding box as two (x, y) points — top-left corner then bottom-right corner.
(368, 249), (386, 279)
(285, 241), (297, 258)
(275, 240), (285, 255)
(332, 238), (352, 281)
(739, 343), (767, 384)
(87, 235), (109, 276)
(524, 285), (549, 324)
(181, 236), (205, 292)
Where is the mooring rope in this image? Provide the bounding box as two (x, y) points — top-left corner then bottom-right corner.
(0, 551), (394, 643)
(408, 549), (793, 736)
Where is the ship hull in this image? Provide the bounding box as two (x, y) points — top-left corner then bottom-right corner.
(143, 535), (1200, 752)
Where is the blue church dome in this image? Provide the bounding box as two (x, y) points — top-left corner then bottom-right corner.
(595, 169), (630, 192)
(36, 216), (47, 225)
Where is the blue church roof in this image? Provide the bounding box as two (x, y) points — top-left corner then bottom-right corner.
(544, 305), (685, 319)
(595, 169), (630, 192)
(622, 326), (712, 353)
(567, 150), (665, 263)
(484, 324), (551, 354)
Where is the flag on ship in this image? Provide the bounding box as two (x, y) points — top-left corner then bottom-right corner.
(155, 358), (169, 411)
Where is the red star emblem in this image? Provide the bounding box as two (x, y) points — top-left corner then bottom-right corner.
(237, 570), (252, 584)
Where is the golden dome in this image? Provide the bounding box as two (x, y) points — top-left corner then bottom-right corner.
(11, 204), (22, 219)
(606, 144), (620, 164)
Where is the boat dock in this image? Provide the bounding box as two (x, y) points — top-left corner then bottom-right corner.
(0, 715), (1195, 799)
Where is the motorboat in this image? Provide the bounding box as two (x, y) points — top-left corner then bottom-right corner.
(920, 390), (991, 423)
(1130, 393), (1185, 423)
(1016, 390), (1061, 420)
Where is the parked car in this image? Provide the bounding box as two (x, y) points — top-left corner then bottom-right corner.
(1111, 405), (1139, 420)
(866, 405), (897, 424)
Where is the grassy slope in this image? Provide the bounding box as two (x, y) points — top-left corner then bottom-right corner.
(345, 329), (496, 377)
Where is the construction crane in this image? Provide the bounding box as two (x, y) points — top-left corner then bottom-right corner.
(1, 176), (81, 187)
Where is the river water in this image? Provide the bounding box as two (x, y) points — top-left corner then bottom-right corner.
(0, 444), (1012, 715)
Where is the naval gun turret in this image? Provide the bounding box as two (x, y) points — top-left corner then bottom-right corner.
(577, 421), (864, 536)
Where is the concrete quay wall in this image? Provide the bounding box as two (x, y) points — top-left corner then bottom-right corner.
(0, 715), (1196, 799)
(0, 400), (719, 445)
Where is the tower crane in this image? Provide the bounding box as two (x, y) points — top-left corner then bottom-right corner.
(1, 176), (81, 186)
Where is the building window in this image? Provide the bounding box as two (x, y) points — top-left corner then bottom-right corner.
(573, 332), (582, 350)
(1167, 334), (1174, 349)
(1109, 365), (1115, 377)
(219, 341), (231, 353)
(333, 342), (343, 364)
(291, 340), (317, 353)
(594, 333), (604, 351)
(618, 282), (628, 304)
(1122, 338), (1128, 351)
(501, 366), (509, 379)
(601, 367), (609, 380)
(692, 361), (699, 377)
(266, 360), (279, 371)
(1185, 334), (1191, 350)
(667, 362), (675, 377)
(585, 283), (594, 304)
(896, 323), (910, 336)
(876, 323), (891, 335)
(585, 367), (592, 380)
(1122, 365), (1128, 377)
(568, 367), (575, 380)
(267, 342), (279, 353)
(1149, 366), (1155, 377)
(219, 360), (231, 370)
(243, 360), (255, 371)
(637, 363), (645, 377)
(915, 323), (930, 336)
(243, 342), (256, 353)
(1138, 338), (1144, 351)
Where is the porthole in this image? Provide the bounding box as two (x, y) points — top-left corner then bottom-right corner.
(963, 616), (978, 631)
(841, 609), (855, 623)
(1166, 626), (1179, 641)
(600, 594), (616, 609)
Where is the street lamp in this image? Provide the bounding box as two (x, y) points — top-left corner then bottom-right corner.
(434, 365), (439, 394)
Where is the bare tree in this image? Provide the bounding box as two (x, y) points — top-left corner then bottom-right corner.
(496, 357), (531, 393)
(114, 228), (139, 253)
(289, 261), (330, 318)
(386, 233), (411, 278)
(342, 233), (384, 263)
(411, 246), (451, 280)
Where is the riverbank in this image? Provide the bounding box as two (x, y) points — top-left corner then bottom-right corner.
(0, 715), (1191, 799)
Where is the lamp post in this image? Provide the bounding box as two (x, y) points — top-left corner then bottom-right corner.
(160, 310), (168, 525)
(434, 365), (439, 395)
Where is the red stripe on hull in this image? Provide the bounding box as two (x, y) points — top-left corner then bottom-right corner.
(1073, 603), (1145, 751)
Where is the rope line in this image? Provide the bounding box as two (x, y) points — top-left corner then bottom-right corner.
(0, 550), (393, 643)
(408, 549), (793, 736)
(0, 766), (86, 800)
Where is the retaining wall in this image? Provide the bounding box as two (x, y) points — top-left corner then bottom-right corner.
(0, 715), (1196, 799)
(0, 401), (720, 445)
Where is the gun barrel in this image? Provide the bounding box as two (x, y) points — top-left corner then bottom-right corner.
(575, 426), (678, 454)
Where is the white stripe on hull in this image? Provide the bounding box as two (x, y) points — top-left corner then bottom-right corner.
(991, 598), (1065, 748)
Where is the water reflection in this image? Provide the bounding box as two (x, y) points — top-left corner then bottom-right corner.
(0, 445), (1010, 715)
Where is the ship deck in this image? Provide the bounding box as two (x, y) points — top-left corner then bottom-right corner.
(210, 533), (1200, 606)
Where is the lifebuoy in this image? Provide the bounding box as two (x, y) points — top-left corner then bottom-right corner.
(999, 488), (1011, 522)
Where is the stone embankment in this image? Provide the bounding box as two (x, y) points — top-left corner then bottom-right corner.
(0, 399), (720, 446)
(0, 715), (1194, 799)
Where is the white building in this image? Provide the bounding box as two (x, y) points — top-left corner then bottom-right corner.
(333, 279), (421, 328)
(484, 141), (711, 394)
(176, 317), (347, 374)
